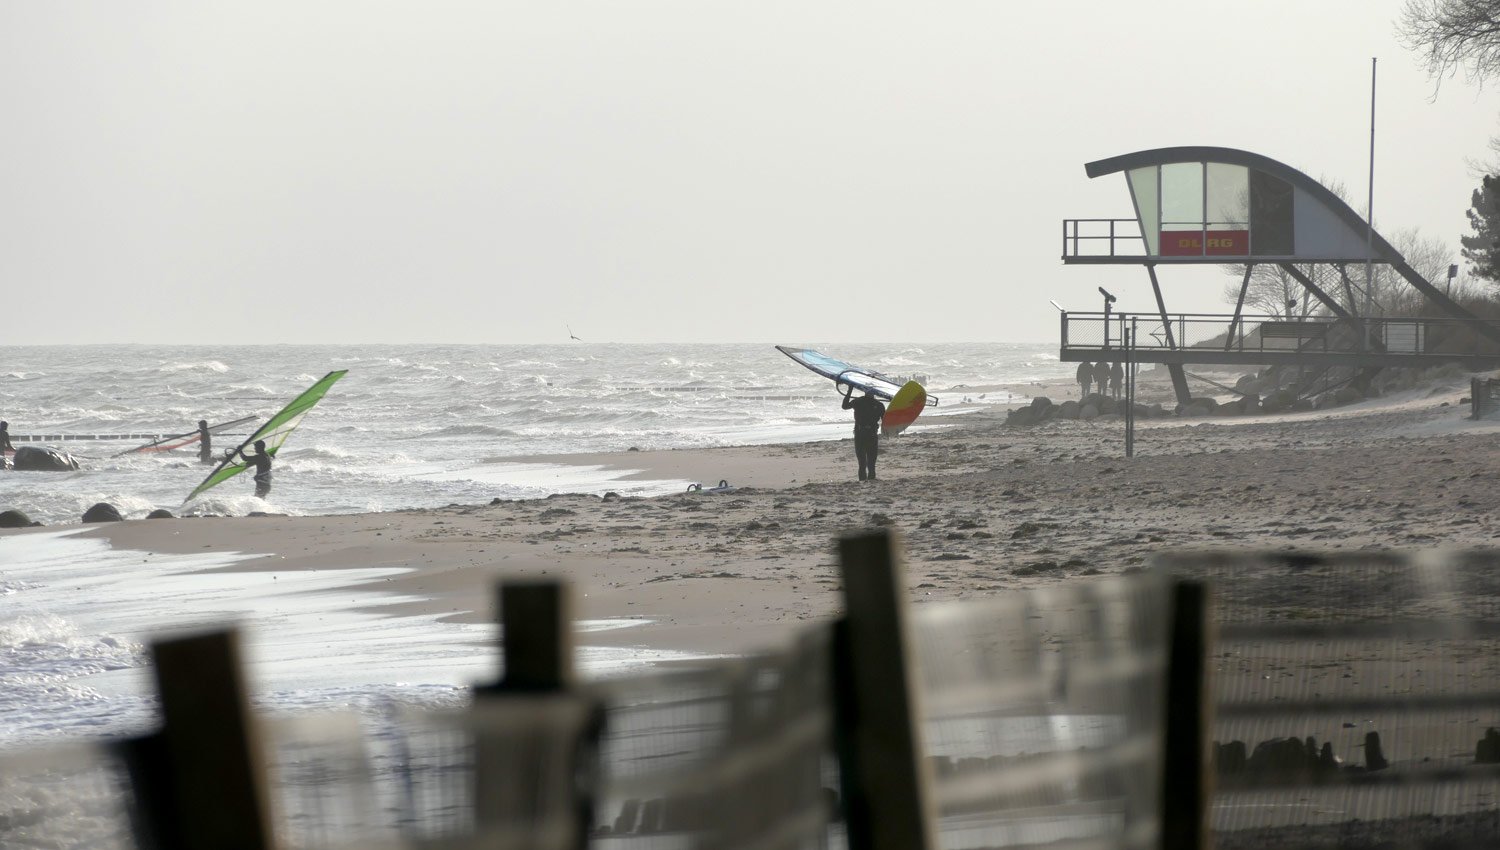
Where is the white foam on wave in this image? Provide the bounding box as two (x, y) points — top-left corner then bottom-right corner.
(415, 461), (694, 498)
(157, 360), (230, 373)
(0, 529), (719, 747)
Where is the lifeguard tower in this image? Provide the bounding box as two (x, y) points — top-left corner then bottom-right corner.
(1060, 146), (1500, 406)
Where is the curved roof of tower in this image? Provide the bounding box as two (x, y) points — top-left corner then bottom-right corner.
(1084, 146), (1399, 264)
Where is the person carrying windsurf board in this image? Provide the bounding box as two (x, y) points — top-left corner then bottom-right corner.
(842, 386), (885, 481)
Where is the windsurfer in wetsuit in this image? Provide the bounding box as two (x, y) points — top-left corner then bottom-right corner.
(197, 420), (213, 465)
(235, 439), (273, 498)
(841, 387), (886, 481)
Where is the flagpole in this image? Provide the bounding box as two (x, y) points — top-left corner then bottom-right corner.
(1363, 57), (1377, 328)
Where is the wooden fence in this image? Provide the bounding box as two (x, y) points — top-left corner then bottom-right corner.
(4, 536), (1499, 849)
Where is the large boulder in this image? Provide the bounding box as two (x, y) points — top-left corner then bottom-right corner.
(1029, 396), (1054, 413)
(1178, 397), (1217, 417)
(146, 508), (175, 520)
(82, 503), (123, 523)
(1477, 727), (1500, 764)
(12, 446), (80, 472)
(1246, 737), (1315, 781)
(1056, 400), (1080, 419)
(0, 509), (39, 528)
(1079, 403), (1100, 421)
(1006, 406), (1038, 428)
(1260, 388), (1298, 414)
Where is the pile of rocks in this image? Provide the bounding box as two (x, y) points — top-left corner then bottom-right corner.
(1213, 731), (1384, 787)
(1005, 395), (1168, 427)
(0, 502), (176, 526)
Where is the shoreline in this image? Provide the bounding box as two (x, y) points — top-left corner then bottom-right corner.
(6, 372), (1500, 670)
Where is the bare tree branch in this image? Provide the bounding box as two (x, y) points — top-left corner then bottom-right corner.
(1398, 0), (1500, 85)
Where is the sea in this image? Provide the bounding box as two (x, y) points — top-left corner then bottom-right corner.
(0, 343), (1069, 752)
(0, 343), (1067, 525)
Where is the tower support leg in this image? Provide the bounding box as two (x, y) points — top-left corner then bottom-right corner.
(1146, 264), (1194, 406)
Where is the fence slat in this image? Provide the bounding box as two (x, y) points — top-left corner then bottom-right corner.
(474, 580), (597, 850)
(494, 580), (574, 692)
(835, 529), (936, 850)
(146, 628), (276, 850)
(1160, 580), (1211, 850)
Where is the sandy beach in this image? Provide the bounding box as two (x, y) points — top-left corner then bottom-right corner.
(8, 368), (1499, 665)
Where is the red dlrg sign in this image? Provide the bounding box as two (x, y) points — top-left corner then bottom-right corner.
(1159, 229), (1249, 256)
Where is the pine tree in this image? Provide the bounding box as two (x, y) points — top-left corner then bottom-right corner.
(1461, 175), (1500, 285)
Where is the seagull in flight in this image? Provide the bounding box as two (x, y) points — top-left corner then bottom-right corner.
(567, 324), (583, 341)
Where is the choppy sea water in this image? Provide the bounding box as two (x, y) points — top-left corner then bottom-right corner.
(0, 343), (1066, 525)
(0, 343), (1066, 750)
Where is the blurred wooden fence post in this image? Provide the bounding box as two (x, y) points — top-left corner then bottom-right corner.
(124, 628), (276, 850)
(473, 579), (597, 850)
(834, 529), (936, 850)
(492, 580), (574, 693)
(1161, 579), (1212, 850)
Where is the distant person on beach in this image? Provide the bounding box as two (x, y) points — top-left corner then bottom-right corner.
(1110, 361), (1124, 399)
(235, 439), (273, 498)
(1076, 362), (1093, 397)
(1093, 361), (1111, 397)
(196, 420), (213, 465)
(0, 421), (12, 467)
(842, 386), (885, 481)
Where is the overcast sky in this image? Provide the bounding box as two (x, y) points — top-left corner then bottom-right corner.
(4, 1), (1498, 345)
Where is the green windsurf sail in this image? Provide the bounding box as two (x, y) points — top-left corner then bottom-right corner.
(183, 370), (348, 503)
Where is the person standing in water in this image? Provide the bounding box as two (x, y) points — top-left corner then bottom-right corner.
(0, 421), (13, 468)
(235, 439), (273, 498)
(196, 420), (213, 465)
(841, 386), (885, 481)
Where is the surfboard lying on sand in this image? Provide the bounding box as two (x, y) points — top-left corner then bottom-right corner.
(183, 370), (348, 503)
(112, 415), (259, 457)
(776, 346), (937, 432)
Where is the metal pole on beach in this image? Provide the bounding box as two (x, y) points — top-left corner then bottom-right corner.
(1125, 320), (1136, 458)
(1363, 57), (1377, 346)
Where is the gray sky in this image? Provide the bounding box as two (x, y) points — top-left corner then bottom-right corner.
(4, 1), (1498, 345)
